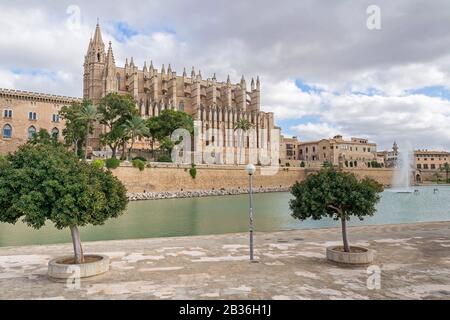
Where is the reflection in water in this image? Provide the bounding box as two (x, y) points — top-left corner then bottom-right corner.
(0, 186), (449, 247)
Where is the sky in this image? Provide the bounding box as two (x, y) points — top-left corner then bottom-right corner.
(0, 0), (449, 151)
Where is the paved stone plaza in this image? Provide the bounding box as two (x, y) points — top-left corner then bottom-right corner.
(1, 221), (450, 299)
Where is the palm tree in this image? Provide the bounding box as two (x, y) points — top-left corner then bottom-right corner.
(441, 162), (450, 183)
(122, 116), (149, 160)
(77, 104), (99, 160)
(233, 118), (254, 165)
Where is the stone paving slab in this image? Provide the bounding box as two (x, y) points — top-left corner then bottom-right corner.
(1, 221), (450, 300)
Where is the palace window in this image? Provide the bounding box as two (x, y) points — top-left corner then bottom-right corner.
(3, 109), (12, 118)
(431, 164), (436, 170)
(28, 112), (37, 120)
(178, 101), (185, 112)
(28, 126), (36, 140)
(52, 114), (60, 123)
(2, 124), (12, 138)
(51, 128), (59, 140)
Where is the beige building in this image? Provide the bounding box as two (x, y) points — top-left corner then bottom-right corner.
(0, 88), (80, 154)
(376, 141), (399, 168)
(84, 23), (277, 163)
(414, 150), (449, 170)
(1, 22), (278, 163)
(280, 135), (300, 164)
(298, 135), (378, 168)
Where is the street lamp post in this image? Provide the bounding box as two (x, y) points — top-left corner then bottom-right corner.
(246, 163), (256, 262)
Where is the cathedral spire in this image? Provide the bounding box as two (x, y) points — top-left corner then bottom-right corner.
(143, 61), (148, 73)
(227, 75), (231, 86)
(251, 78), (255, 91)
(93, 21), (104, 47)
(106, 41), (115, 65)
(183, 67), (187, 77)
(256, 76), (260, 90)
(191, 66), (196, 78)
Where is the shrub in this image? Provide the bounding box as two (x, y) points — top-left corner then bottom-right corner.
(0, 143), (128, 264)
(106, 157), (121, 169)
(132, 156), (147, 162)
(300, 161), (305, 168)
(92, 159), (105, 170)
(290, 168), (383, 252)
(189, 163), (197, 179)
(132, 159), (145, 171)
(157, 155), (172, 163)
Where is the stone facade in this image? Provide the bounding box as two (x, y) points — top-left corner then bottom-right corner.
(297, 135), (378, 168)
(84, 23), (278, 163)
(0, 88), (80, 154)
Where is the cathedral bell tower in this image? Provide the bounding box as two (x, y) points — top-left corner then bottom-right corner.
(83, 21), (111, 105)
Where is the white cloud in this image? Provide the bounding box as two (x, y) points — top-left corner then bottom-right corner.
(0, 0), (449, 150)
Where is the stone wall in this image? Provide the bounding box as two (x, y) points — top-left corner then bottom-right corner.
(112, 163), (395, 194)
(112, 163), (308, 193)
(343, 168), (395, 186)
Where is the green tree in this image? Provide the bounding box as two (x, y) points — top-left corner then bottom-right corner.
(300, 161), (305, 168)
(146, 109), (194, 157)
(60, 100), (92, 157)
(77, 104), (100, 160)
(233, 118), (254, 164)
(441, 162), (450, 183)
(97, 93), (138, 158)
(122, 116), (149, 160)
(290, 168), (383, 252)
(0, 142), (128, 264)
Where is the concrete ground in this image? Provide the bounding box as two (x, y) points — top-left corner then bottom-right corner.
(1, 221), (450, 300)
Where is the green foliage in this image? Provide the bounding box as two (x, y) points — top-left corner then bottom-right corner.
(290, 168), (383, 222)
(122, 115), (149, 160)
(59, 99), (93, 157)
(105, 157), (121, 169)
(322, 161), (333, 168)
(146, 109), (194, 154)
(0, 143), (128, 230)
(91, 159), (105, 170)
(97, 93), (139, 157)
(157, 155), (172, 163)
(370, 160), (383, 168)
(189, 163), (197, 179)
(132, 159), (145, 171)
(28, 129), (55, 145)
(132, 156), (147, 162)
(300, 161), (305, 168)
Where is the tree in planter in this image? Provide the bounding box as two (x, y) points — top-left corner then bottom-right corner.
(290, 168), (383, 252)
(0, 142), (128, 264)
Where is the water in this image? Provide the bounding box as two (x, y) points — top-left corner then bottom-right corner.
(0, 186), (449, 247)
(392, 142), (413, 192)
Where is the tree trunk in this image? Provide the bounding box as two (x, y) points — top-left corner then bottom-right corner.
(85, 124), (90, 160)
(128, 136), (134, 161)
(341, 215), (350, 253)
(70, 226), (84, 264)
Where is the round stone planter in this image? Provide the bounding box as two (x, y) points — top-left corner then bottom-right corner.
(326, 246), (374, 265)
(48, 254), (110, 279)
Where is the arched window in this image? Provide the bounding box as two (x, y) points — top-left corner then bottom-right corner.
(178, 101), (184, 112)
(51, 128), (59, 140)
(28, 126), (36, 140)
(2, 124), (12, 138)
